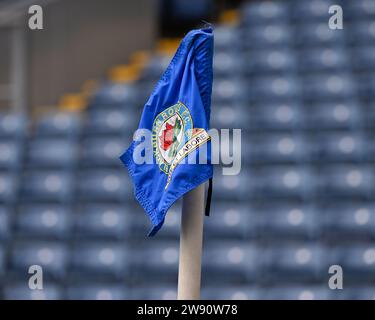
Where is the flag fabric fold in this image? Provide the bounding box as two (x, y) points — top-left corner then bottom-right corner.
(120, 27), (214, 236)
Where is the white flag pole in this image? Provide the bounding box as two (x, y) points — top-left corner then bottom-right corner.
(177, 183), (205, 300)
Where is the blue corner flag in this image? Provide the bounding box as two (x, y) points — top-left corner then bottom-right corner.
(120, 27), (214, 236)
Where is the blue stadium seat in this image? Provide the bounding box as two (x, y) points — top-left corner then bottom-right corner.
(242, 24), (293, 49)
(249, 102), (303, 131)
(245, 49), (297, 75)
(75, 205), (131, 239)
(321, 203), (375, 240)
(316, 165), (374, 198)
(0, 207), (10, 240)
(70, 243), (128, 279)
(298, 48), (350, 73)
(357, 74), (375, 100)
(92, 82), (138, 106)
(296, 22), (346, 47)
(210, 104), (249, 129)
(66, 284), (129, 300)
(20, 170), (73, 202)
(334, 245), (375, 280)
(85, 107), (137, 136)
(15, 205), (72, 239)
(201, 286), (260, 300)
(257, 204), (318, 240)
(213, 171), (251, 201)
(0, 113), (26, 138)
(212, 78), (247, 104)
(241, 1), (289, 25)
(245, 133), (307, 164)
(250, 166), (313, 199)
(81, 136), (129, 167)
(3, 283), (63, 300)
(292, 0), (335, 22)
(346, 0), (375, 20)
(263, 245), (326, 282)
(77, 170), (131, 202)
(348, 20), (375, 45)
(132, 242), (179, 283)
(10, 242), (68, 279)
(251, 76), (301, 102)
(27, 138), (77, 168)
(0, 245), (5, 276)
(264, 286), (331, 300)
(0, 139), (23, 170)
(302, 74), (357, 102)
(213, 51), (244, 76)
(204, 202), (256, 239)
(214, 26), (240, 51)
(131, 286), (177, 300)
(309, 132), (365, 162)
(202, 243), (258, 283)
(34, 112), (80, 137)
(302, 101), (361, 130)
(351, 46), (375, 72)
(0, 172), (18, 203)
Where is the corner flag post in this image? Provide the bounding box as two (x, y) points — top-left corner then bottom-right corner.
(177, 183), (205, 300)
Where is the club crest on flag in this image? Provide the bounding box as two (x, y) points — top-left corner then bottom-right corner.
(152, 101), (210, 189)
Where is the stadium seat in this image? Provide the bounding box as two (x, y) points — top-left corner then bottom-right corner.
(309, 132), (365, 162)
(0, 113), (26, 138)
(296, 22), (346, 47)
(241, 1), (289, 25)
(250, 76), (301, 103)
(81, 136), (129, 167)
(242, 24), (293, 50)
(132, 241), (179, 283)
(351, 46), (375, 72)
(66, 284), (129, 300)
(348, 20), (375, 45)
(131, 285), (177, 300)
(0, 139), (23, 170)
(257, 203), (318, 240)
(264, 286), (331, 300)
(302, 101), (362, 130)
(210, 104), (249, 129)
(15, 205), (72, 239)
(92, 82), (138, 106)
(0, 207), (10, 240)
(298, 48), (350, 73)
(70, 242), (128, 279)
(84, 107), (137, 136)
(316, 165), (374, 198)
(202, 243), (258, 283)
(321, 203), (375, 240)
(0, 172), (18, 203)
(213, 51), (244, 76)
(75, 204), (131, 239)
(201, 286), (260, 300)
(302, 74), (357, 102)
(212, 78), (247, 104)
(20, 170), (73, 202)
(345, 0), (375, 20)
(245, 133), (307, 164)
(10, 242), (68, 279)
(333, 245), (375, 280)
(204, 202), (257, 239)
(213, 26), (240, 51)
(3, 283), (63, 300)
(291, 0), (335, 22)
(249, 102), (303, 131)
(34, 112), (80, 137)
(244, 49), (297, 75)
(213, 170), (251, 201)
(26, 138), (78, 168)
(250, 166), (313, 199)
(263, 244), (326, 282)
(77, 170), (132, 202)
